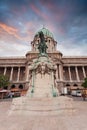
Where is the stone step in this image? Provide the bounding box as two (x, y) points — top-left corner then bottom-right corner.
(13, 104), (72, 111)
(9, 96), (74, 116)
(9, 99), (74, 116)
(33, 91), (52, 94)
(34, 89), (51, 90)
(33, 92), (52, 96)
(13, 96), (72, 103)
(10, 108), (74, 116)
(11, 97), (73, 111)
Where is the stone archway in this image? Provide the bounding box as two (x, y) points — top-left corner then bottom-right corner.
(66, 83), (70, 87)
(66, 84), (70, 95)
(3, 86), (8, 90)
(73, 84), (78, 87)
(19, 84), (23, 89)
(11, 84), (16, 89)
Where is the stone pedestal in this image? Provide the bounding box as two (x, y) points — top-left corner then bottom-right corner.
(27, 55), (58, 98)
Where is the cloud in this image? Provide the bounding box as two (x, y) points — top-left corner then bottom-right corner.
(0, 23), (18, 36)
(59, 44), (87, 56)
(58, 38), (87, 56)
(30, 4), (49, 21)
(0, 0), (87, 56)
(0, 40), (30, 57)
(0, 22), (35, 43)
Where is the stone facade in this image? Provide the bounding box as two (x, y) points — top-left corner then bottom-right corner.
(0, 27), (87, 92)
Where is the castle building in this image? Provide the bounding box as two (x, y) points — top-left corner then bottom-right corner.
(0, 27), (87, 92)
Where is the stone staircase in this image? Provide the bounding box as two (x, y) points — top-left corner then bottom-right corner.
(9, 55), (75, 116)
(9, 96), (74, 116)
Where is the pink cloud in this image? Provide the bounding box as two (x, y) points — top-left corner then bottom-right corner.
(0, 23), (18, 35)
(30, 4), (49, 21)
(39, 0), (55, 10)
(0, 23), (24, 40)
(0, 22), (34, 43)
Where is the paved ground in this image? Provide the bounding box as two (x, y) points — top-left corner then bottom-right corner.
(0, 96), (87, 130)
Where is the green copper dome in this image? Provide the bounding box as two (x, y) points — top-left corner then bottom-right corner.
(36, 27), (54, 38)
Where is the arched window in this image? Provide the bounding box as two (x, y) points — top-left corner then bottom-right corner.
(19, 84), (23, 89)
(4, 86), (8, 90)
(73, 84), (78, 87)
(66, 84), (70, 86)
(11, 84), (16, 89)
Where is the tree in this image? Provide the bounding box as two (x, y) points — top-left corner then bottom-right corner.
(82, 78), (87, 89)
(82, 78), (87, 100)
(0, 75), (10, 89)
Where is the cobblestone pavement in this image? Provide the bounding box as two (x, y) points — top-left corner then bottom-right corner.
(0, 96), (87, 130)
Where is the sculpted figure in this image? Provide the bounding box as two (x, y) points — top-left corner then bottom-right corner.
(38, 31), (48, 55)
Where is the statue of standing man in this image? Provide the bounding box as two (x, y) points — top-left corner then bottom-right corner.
(38, 31), (48, 55)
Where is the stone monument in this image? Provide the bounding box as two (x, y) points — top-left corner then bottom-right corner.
(9, 31), (73, 116)
(26, 31), (58, 98)
(38, 31), (48, 56)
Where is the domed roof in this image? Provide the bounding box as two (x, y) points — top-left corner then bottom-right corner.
(35, 27), (54, 38)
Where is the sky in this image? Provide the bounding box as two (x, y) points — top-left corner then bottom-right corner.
(0, 0), (87, 57)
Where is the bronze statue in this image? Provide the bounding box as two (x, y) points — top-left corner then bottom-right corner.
(38, 31), (48, 55)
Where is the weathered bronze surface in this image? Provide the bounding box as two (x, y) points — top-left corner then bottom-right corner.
(38, 31), (48, 55)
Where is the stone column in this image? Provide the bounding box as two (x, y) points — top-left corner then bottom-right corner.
(32, 71), (35, 87)
(55, 65), (59, 80)
(51, 71), (54, 88)
(75, 66), (80, 81)
(82, 66), (86, 78)
(17, 67), (20, 82)
(68, 66), (72, 82)
(10, 67), (13, 81)
(4, 67), (7, 75)
(59, 64), (63, 81)
(26, 66), (29, 81)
